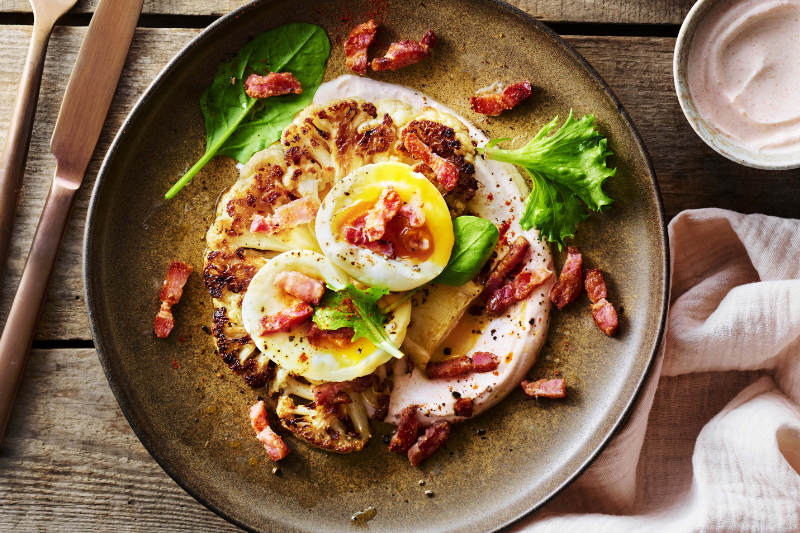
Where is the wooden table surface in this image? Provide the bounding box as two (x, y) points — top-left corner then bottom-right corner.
(0, 0), (797, 530)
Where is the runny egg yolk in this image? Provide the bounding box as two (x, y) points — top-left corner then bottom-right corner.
(333, 198), (436, 262)
(316, 162), (454, 292)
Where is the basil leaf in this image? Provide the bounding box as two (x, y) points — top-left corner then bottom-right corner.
(312, 284), (404, 359)
(433, 216), (499, 286)
(166, 23), (330, 199)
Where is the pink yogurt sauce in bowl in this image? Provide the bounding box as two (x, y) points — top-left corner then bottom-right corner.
(674, 0), (800, 169)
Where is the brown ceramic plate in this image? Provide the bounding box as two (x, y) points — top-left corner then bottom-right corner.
(84, 1), (668, 531)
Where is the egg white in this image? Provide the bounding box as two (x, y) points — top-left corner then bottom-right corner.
(315, 162), (454, 292)
(241, 250), (412, 382)
(315, 76), (555, 424)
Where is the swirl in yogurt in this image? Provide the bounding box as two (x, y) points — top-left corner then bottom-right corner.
(687, 0), (800, 153)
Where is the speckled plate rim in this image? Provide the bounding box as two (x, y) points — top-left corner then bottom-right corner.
(84, 1), (669, 531)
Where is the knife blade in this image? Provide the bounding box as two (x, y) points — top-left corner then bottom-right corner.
(0, 0), (145, 443)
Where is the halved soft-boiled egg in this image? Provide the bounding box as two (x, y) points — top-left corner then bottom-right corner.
(241, 250), (412, 382)
(315, 162), (454, 292)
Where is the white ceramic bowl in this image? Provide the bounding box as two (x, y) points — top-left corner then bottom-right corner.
(673, 0), (800, 170)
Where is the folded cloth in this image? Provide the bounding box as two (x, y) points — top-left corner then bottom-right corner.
(515, 208), (800, 533)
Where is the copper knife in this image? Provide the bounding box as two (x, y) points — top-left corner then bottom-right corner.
(0, 0), (144, 443)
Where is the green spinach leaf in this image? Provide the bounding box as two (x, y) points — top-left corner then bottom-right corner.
(166, 23), (330, 199)
(312, 284), (404, 359)
(433, 216), (499, 286)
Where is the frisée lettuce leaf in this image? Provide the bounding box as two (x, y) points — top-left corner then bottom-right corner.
(312, 284), (404, 359)
(479, 111), (616, 249)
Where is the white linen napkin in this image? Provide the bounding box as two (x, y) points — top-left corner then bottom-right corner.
(516, 208), (800, 532)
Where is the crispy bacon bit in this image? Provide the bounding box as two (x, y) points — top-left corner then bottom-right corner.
(312, 375), (373, 405)
(582, 268), (618, 335)
(408, 421), (450, 466)
(273, 271), (325, 304)
(244, 72), (302, 99)
(592, 298), (619, 336)
(483, 236), (530, 299)
(398, 203), (425, 227)
(425, 352), (499, 379)
(521, 378), (567, 399)
(404, 132), (459, 191)
(250, 196), (318, 235)
(155, 261), (193, 338)
(364, 186), (403, 241)
(472, 351), (500, 372)
(250, 401), (291, 461)
(583, 268), (608, 303)
(259, 302), (313, 334)
(342, 226), (395, 257)
(389, 406), (419, 454)
(549, 246), (583, 309)
(372, 394), (391, 422)
(371, 30), (436, 71)
(453, 397), (473, 418)
(344, 19), (378, 75)
(470, 81), (533, 116)
(307, 323), (355, 349)
(486, 269), (551, 316)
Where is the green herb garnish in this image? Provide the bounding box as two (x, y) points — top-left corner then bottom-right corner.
(166, 23), (331, 199)
(479, 110), (616, 249)
(433, 216), (499, 286)
(312, 284), (404, 359)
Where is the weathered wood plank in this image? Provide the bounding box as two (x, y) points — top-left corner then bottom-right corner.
(0, 26), (201, 341)
(1, 28), (799, 342)
(0, 349), (239, 532)
(0, 348), (757, 531)
(0, 0), (693, 24)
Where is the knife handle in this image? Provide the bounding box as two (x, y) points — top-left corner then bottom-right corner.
(0, 174), (77, 444)
(0, 18), (58, 290)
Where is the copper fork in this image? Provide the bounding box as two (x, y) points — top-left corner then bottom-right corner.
(0, 0), (79, 288)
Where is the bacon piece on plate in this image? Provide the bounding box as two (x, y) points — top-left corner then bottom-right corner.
(259, 302), (313, 334)
(273, 271), (325, 304)
(483, 236), (530, 300)
(425, 352), (499, 379)
(521, 378), (567, 399)
(371, 30), (436, 71)
(583, 268), (608, 303)
(364, 185), (403, 241)
(549, 246), (583, 309)
(342, 226), (395, 257)
(583, 268), (618, 336)
(471, 351), (500, 372)
(250, 401), (291, 461)
(307, 324), (355, 349)
(388, 405), (419, 454)
(398, 203), (425, 227)
(404, 132), (459, 191)
(250, 196), (318, 235)
(470, 81), (533, 116)
(453, 397), (473, 418)
(312, 375), (374, 405)
(372, 393), (391, 422)
(244, 72), (302, 99)
(344, 19), (378, 75)
(154, 260), (193, 338)
(408, 420), (450, 466)
(486, 268), (551, 316)
(592, 298), (619, 336)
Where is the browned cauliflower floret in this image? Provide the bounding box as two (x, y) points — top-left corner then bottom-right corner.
(271, 368), (372, 453)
